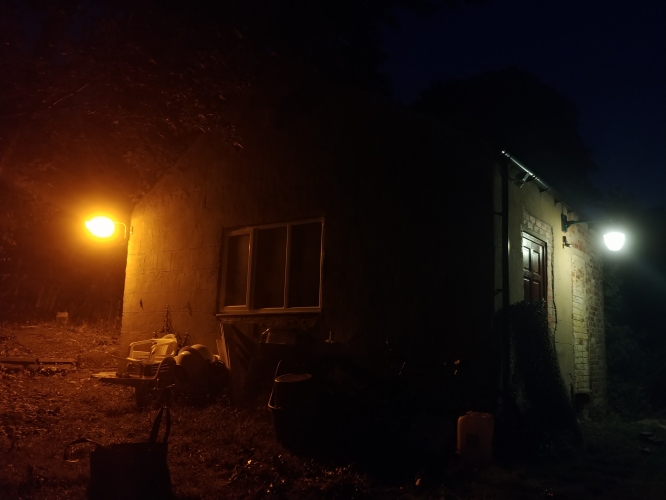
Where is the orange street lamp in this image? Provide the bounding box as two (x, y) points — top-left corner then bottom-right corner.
(85, 216), (128, 239)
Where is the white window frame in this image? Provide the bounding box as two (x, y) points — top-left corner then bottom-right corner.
(218, 218), (324, 315)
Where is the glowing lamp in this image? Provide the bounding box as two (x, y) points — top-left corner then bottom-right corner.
(85, 216), (127, 238)
(603, 231), (625, 252)
(561, 214), (625, 251)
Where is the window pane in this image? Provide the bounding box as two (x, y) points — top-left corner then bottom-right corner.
(224, 234), (250, 306)
(254, 226), (287, 308)
(288, 222), (322, 307)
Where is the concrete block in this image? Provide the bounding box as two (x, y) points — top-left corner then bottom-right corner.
(135, 291), (164, 313)
(202, 227), (223, 248)
(127, 230), (141, 254)
(157, 252), (172, 272)
(160, 272), (182, 292)
(125, 291), (145, 314)
(164, 289), (191, 311)
(139, 232), (153, 254)
(141, 253), (158, 273)
(123, 277), (139, 295)
(178, 271), (198, 293)
(187, 230), (205, 249)
(192, 246), (219, 270)
(191, 288), (216, 312)
(123, 292), (141, 313)
(170, 249), (193, 271)
(125, 256), (142, 276)
(199, 268), (220, 291)
(122, 312), (164, 342)
(136, 272), (159, 293)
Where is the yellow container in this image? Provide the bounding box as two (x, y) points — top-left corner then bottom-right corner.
(457, 411), (494, 466)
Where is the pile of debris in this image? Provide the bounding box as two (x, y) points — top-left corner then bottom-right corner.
(98, 335), (228, 406)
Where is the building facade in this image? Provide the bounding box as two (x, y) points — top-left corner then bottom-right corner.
(119, 84), (606, 412)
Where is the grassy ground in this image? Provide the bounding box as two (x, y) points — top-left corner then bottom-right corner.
(1, 322), (665, 499)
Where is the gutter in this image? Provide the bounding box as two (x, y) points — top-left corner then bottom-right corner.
(500, 156), (511, 396)
(500, 151), (569, 208)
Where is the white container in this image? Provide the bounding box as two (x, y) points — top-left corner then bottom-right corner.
(457, 411), (494, 466)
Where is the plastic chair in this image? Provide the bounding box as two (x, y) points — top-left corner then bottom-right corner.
(127, 334), (178, 362)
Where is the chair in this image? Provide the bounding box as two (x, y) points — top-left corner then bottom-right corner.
(127, 334), (178, 363)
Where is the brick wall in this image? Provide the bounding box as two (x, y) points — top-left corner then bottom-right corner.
(571, 254), (589, 391)
(567, 214), (607, 412)
(521, 209), (607, 412)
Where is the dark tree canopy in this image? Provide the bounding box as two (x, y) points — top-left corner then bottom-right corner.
(0, 0), (449, 218)
(1, 1), (259, 209)
(0, 0), (462, 321)
(1, 0), (264, 320)
(413, 67), (600, 208)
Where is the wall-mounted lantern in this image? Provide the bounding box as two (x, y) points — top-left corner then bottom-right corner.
(561, 214), (625, 251)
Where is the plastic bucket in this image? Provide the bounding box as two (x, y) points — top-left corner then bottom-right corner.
(268, 373), (317, 451)
(272, 373), (315, 409)
(457, 411), (494, 466)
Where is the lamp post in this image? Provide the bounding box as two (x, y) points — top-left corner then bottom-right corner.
(85, 216), (128, 239)
(561, 214), (625, 251)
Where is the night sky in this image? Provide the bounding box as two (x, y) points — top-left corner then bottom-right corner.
(381, 0), (666, 208)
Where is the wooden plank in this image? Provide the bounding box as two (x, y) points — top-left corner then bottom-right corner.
(0, 357), (37, 364)
(0, 357), (76, 365)
(36, 358), (77, 364)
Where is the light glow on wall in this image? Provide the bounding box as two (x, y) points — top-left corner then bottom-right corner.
(85, 216), (117, 238)
(603, 231), (625, 251)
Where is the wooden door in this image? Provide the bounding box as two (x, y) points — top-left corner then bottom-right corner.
(522, 233), (547, 302)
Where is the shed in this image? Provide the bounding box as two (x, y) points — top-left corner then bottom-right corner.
(119, 79), (606, 413)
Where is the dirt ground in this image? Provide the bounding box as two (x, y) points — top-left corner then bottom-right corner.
(1, 322), (666, 500)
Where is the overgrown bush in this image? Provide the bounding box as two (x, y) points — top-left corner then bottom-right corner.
(507, 301), (581, 452)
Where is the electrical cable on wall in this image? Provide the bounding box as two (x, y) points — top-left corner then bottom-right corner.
(550, 226), (558, 338)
